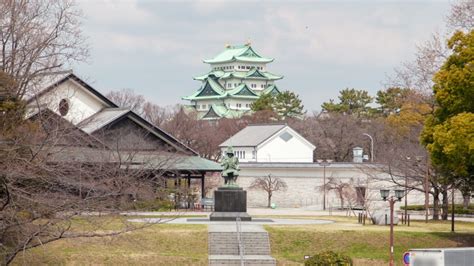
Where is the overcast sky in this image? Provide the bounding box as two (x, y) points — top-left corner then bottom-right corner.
(74, 0), (451, 111)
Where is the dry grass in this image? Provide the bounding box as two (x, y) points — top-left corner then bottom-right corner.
(11, 218), (208, 266)
(264, 215), (474, 265)
(9, 214), (474, 265)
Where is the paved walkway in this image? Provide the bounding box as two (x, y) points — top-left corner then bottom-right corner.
(128, 217), (335, 225)
(124, 207), (474, 222)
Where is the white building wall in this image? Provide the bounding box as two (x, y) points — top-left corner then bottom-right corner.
(236, 164), (443, 210)
(221, 146), (256, 163)
(256, 129), (314, 163)
(30, 79), (107, 125)
(211, 62), (267, 72)
(223, 98), (253, 110)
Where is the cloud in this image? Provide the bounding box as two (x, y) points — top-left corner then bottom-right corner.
(75, 0), (451, 111)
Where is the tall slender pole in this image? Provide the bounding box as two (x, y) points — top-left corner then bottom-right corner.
(323, 165), (326, 211)
(405, 175), (408, 223)
(425, 167), (429, 223)
(389, 199), (394, 266)
(451, 186), (455, 232)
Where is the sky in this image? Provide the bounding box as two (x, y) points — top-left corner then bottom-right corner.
(74, 0), (452, 112)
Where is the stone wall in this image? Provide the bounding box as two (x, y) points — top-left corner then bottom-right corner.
(235, 163), (463, 211)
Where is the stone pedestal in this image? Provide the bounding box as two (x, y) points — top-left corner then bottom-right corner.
(210, 187), (252, 221)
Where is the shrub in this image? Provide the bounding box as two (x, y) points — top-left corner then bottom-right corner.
(304, 251), (353, 266)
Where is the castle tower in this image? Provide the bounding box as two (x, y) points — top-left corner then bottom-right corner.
(182, 43), (283, 120)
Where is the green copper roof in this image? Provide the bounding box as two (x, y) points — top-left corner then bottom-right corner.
(227, 84), (259, 98)
(182, 78), (226, 100)
(203, 45), (273, 64)
(202, 104), (249, 120)
(183, 80), (262, 101)
(262, 84), (281, 96)
(194, 68), (283, 81)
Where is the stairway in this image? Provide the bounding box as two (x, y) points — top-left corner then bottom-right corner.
(208, 224), (276, 266)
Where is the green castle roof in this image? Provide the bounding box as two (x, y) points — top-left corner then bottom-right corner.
(183, 79), (271, 101)
(194, 67), (283, 81)
(202, 104), (250, 120)
(203, 45), (273, 64)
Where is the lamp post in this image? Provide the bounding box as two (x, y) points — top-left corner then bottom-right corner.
(380, 189), (405, 266)
(317, 159), (332, 211)
(362, 133), (374, 162)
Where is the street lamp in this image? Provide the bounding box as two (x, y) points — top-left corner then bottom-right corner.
(380, 189), (405, 266)
(362, 133), (374, 162)
(317, 159), (332, 211)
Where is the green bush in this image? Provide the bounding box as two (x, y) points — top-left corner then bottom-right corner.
(304, 251), (353, 266)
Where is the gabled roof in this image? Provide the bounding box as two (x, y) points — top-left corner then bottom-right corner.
(201, 104), (249, 120)
(26, 73), (118, 108)
(182, 78), (226, 100)
(203, 45), (273, 64)
(227, 84), (259, 99)
(219, 124), (316, 150)
(77, 108), (130, 134)
(219, 124), (286, 147)
(78, 108), (199, 155)
(262, 84), (281, 96)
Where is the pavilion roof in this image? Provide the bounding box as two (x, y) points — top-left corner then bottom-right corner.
(203, 45), (273, 64)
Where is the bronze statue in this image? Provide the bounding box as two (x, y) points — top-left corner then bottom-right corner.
(221, 146), (240, 186)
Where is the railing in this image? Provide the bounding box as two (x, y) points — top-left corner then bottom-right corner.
(236, 216), (245, 266)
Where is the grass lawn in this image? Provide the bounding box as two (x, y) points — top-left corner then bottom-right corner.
(11, 216), (208, 266)
(264, 215), (474, 266)
(9, 214), (474, 265)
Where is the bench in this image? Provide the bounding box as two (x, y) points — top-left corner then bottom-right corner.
(201, 198), (214, 211)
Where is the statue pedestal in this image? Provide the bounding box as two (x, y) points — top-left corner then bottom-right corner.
(210, 187), (252, 221)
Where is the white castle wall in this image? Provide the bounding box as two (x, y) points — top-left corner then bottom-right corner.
(233, 164), (462, 211)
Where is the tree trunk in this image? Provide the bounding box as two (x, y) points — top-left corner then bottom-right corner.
(267, 193), (272, 208)
(433, 187), (440, 220)
(441, 188), (449, 220)
(462, 191), (471, 210)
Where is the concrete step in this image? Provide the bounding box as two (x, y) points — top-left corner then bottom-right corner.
(209, 255), (276, 266)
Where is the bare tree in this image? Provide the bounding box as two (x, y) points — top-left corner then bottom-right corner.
(0, 0), (89, 98)
(249, 174), (287, 208)
(0, 96), (184, 264)
(324, 177), (352, 209)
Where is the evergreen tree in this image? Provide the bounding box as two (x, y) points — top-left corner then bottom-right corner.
(321, 88), (373, 117)
(250, 93), (275, 112)
(274, 91), (304, 119)
(251, 91), (304, 119)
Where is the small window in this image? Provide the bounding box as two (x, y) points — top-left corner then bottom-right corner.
(227, 83), (231, 88)
(279, 132), (293, 142)
(246, 66), (250, 69)
(252, 150), (256, 159)
(245, 103), (249, 108)
(59, 99), (69, 116)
